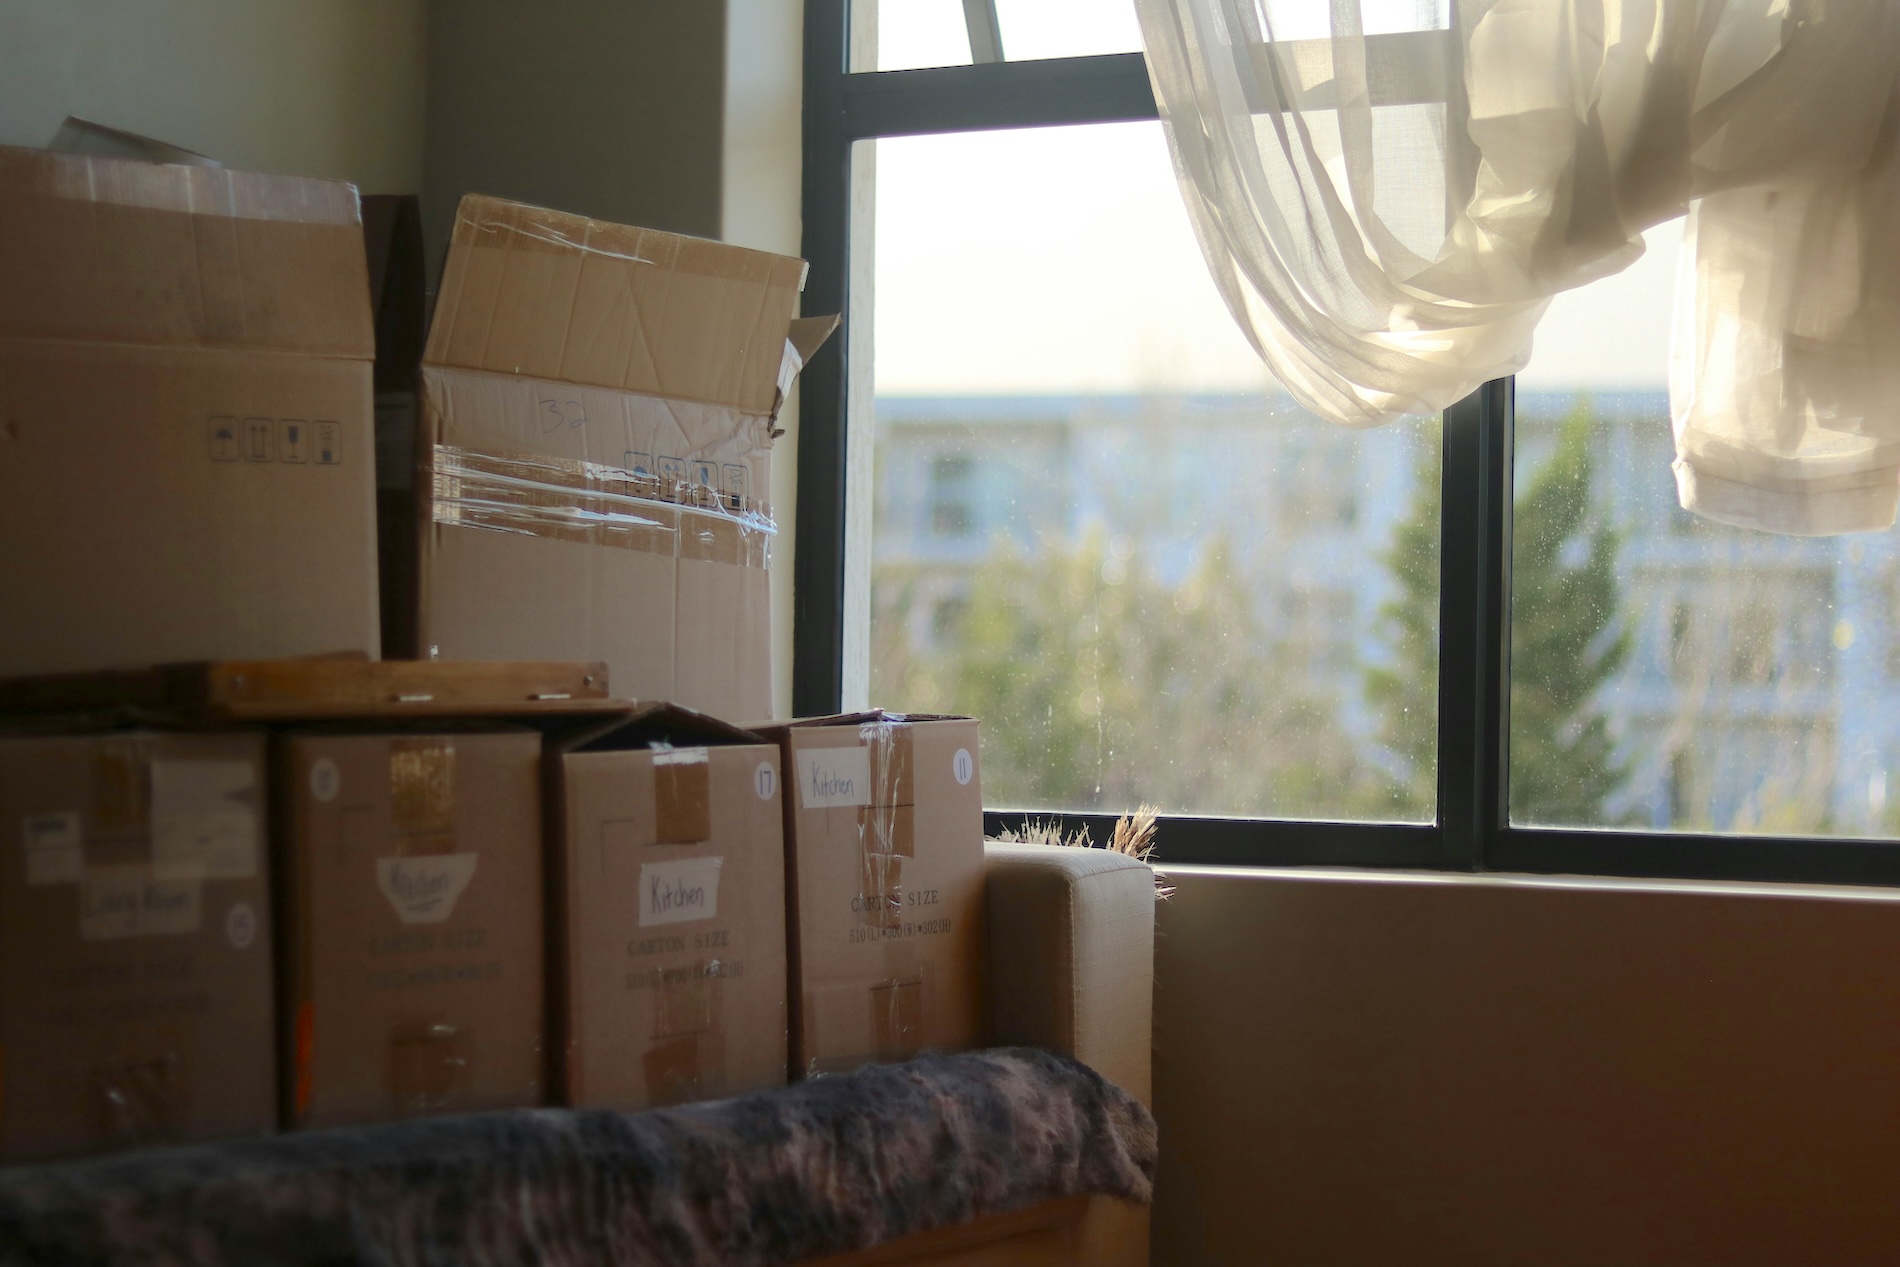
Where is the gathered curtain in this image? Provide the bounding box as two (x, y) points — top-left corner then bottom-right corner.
(1132, 0), (1900, 535)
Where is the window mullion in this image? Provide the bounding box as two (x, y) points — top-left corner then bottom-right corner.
(794, 0), (853, 717)
(1435, 378), (1514, 868)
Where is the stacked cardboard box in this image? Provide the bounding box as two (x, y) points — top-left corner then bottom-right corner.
(277, 728), (546, 1129)
(0, 670), (993, 1162)
(0, 146), (380, 676)
(550, 704), (787, 1110)
(414, 195), (834, 722)
(754, 714), (987, 1077)
(0, 730), (277, 1162)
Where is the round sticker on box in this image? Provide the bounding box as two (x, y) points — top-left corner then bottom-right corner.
(309, 758), (340, 803)
(953, 748), (974, 785)
(755, 762), (777, 800)
(226, 902), (257, 950)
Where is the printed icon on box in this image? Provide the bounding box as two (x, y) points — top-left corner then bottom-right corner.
(625, 451), (653, 476)
(279, 419), (308, 463)
(314, 421), (341, 465)
(691, 460), (718, 489)
(244, 417), (273, 462)
(657, 456), (687, 492)
(722, 464), (748, 507)
(208, 417), (241, 461)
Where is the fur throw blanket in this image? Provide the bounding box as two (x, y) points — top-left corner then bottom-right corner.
(0, 1047), (1155, 1266)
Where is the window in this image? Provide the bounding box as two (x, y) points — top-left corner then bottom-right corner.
(926, 455), (976, 539)
(799, 0), (1900, 880)
(858, 121), (1438, 823)
(1510, 227), (1899, 844)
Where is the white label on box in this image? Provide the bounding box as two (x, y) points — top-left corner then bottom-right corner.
(953, 748), (974, 785)
(754, 761), (777, 800)
(152, 760), (259, 880)
(377, 854), (479, 924)
(310, 758), (341, 803)
(639, 856), (723, 927)
(226, 901), (257, 950)
(79, 867), (202, 940)
(22, 811), (83, 885)
(796, 747), (872, 809)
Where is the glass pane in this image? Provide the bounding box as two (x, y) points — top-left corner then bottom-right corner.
(856, 0), (1450, 72)
(1511, 228), (1900, 837)
(859, 123), (1440, 820)
(992, 0), (1142, 61)
(857, 0), (1143, 71)
(863, 1), (973, 72)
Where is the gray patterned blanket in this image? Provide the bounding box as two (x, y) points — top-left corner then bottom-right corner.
(0, 1047), (1154, 1266)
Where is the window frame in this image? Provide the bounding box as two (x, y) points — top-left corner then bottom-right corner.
(795, 0), (1900, 887)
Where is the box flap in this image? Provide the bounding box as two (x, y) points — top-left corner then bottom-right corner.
(563, 701), (765, 754)
(771, 314), (841, 424)
(0, 145), (373, 358)
(768, 711), (972, 729)
(787, 315), (840, 365)
(425, 194), (807, 415)
(47, 118), (220, 167)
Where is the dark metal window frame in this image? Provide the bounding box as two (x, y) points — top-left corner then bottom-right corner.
(795, 0), (1900, 887)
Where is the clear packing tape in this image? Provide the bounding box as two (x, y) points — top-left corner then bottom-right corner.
(859, 716), (925, 1066)
(431, 445), (774, 570)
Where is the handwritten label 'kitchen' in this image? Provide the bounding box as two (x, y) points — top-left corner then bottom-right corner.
(796, 747), (872, 809)
(377, 854), (480, 924)
(639, 856), (724, 927)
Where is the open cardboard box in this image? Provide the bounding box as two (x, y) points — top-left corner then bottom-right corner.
(413, 194), (835, 722)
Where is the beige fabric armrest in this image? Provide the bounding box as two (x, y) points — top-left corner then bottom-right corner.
(983, 843), (1155, 1108)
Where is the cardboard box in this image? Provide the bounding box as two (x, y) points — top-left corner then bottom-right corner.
(415, 194), (835, 721)
(755, 713), (986, 1077)
(0, 146), (381, 676)
(551, 704), (787, 1110)
(0, 729), (276, 1162)
(277, 728), (543, 1129)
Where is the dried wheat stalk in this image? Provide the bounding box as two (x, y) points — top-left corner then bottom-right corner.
(989, 803), (1171, 899)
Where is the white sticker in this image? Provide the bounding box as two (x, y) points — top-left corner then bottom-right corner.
(79, 867), (202, 940)
(795, 747), (872, 809)
(226, 901), (257, 950)
(754, 762), (778, 801)
(377, 853), (479, 924)
(639, 856), (723, 927)
(953, 748), (975, 786)
(22, 811), (84, 885)
(152, 760), (258, 880)
(309, 758), (341, 803)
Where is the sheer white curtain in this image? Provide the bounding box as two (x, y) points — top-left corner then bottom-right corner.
(1133, 0), (1900, 535)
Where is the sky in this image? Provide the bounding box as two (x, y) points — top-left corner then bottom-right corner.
(870, 3), (1680, 399)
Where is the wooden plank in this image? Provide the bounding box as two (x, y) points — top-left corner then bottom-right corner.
(0, 659), (613, 721)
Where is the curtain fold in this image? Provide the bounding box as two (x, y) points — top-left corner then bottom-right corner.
(1134, 0), (1900, 535)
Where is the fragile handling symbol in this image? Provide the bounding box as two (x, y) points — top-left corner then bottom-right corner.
(279, 419), (308, 463)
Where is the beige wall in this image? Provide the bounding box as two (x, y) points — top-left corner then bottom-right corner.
(1152, 866), (1900, 1265)
(423, 0), (728, 264)
(723, 0), (809, 719)
(0, 0), (424, 191)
